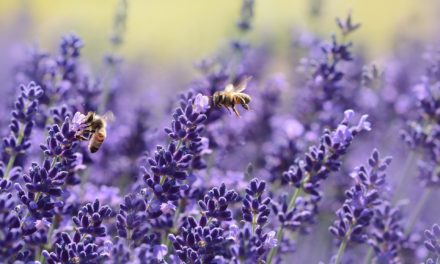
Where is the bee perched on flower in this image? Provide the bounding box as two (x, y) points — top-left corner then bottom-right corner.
(72, 111), (114, 153)
(212, 76), (252, 117)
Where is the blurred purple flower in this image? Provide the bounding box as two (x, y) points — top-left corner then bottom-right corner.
(264, 231), (278, 249)
(193, 93), (210, 113)
(71, 111), (87, 132)
(160, 201), (176, 215)
(153, 244), (168, 261)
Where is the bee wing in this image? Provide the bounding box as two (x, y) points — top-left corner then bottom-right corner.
(224, 84), (235, 93)
(233, 76), (252, 92)
(102, 111), (115, 123)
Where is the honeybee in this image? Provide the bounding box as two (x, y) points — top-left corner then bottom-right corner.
(212, 76), (252, 117)
(74, 111), (113, 153)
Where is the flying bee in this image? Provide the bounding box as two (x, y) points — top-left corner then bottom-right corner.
(212, 76), (252, 117)
(74, 111), (114, 153)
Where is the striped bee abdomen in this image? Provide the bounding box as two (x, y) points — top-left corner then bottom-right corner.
(88, 128), (106, 153)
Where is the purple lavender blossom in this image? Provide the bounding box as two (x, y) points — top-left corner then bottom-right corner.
(198, 183), (238, 222)
(424, 224), (440, 263)
(368, 203), (404, 264)
(329, 149), (392, 264)
(1, 2), (439, 263)
(169, 215), (234, 264)
(1, 82), (43, 187)
(267, 110), (371, 264)
(42, 231), (108, 264)
(0, 192), (22, 259)
(72, 199), (112, 237)
(193, 93), (210, 114)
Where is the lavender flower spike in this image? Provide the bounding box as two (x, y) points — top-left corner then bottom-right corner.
(268, 110), (371, 264)
(2, 82), (43, 185)
(423, 224), (440, 264)
(330, 149), (392, 264)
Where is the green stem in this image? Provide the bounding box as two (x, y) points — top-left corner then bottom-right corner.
(251, 214), (257, 235)
(164, 238), (172, 262)
(127, 229), (132, 243)
(34, 192), (41, 202)
(37, 250), (44, 263)
(266, 226), (284, 264)
(288, 188), (302, 210)
(173, 203), (181, 226)
(362, 248), (374, 264)
(334, 224), (352, 264)
(160, 175), (167, 185)
(4, 154), (18, 180)
(163, 205), (181, 244)
(45, 222), (55, 246)
(164, 201), (183, 262)
(51, 156), (58, 167)
(334, 231), (350, 264)
(145, 195), (155, 211)
(4, 127), (25, 180)
(175, 139), (183, 152)
(37, 211), (59, 264)
(267, 188), (301, 264)
(392, 151), (416, 203)
(405, 188), (432, 235)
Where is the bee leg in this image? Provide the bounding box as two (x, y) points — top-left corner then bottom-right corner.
(75, 134), (89, 141)
(237, 97), (249, 111)
(81, 128), (93, 135)
(231, 105), (240, 117)
(222, 104), (232, 114)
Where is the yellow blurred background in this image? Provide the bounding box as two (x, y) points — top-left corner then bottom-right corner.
(0, 0), (437, 67)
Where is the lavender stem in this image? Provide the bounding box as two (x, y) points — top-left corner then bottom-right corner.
(334, 225), (352, 264)
(267, 187), (301, 264)
(362, 248), (374, 264)
(405, 188), (432, 235)
(392, 151), (417, 203)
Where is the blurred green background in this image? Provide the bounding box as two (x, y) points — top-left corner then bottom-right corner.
(0, 0), (437, 67)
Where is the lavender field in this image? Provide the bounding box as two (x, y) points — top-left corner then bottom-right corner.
(0, 1), (439, 263)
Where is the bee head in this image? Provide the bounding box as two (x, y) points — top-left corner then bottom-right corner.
(84, 112), (95, 123)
